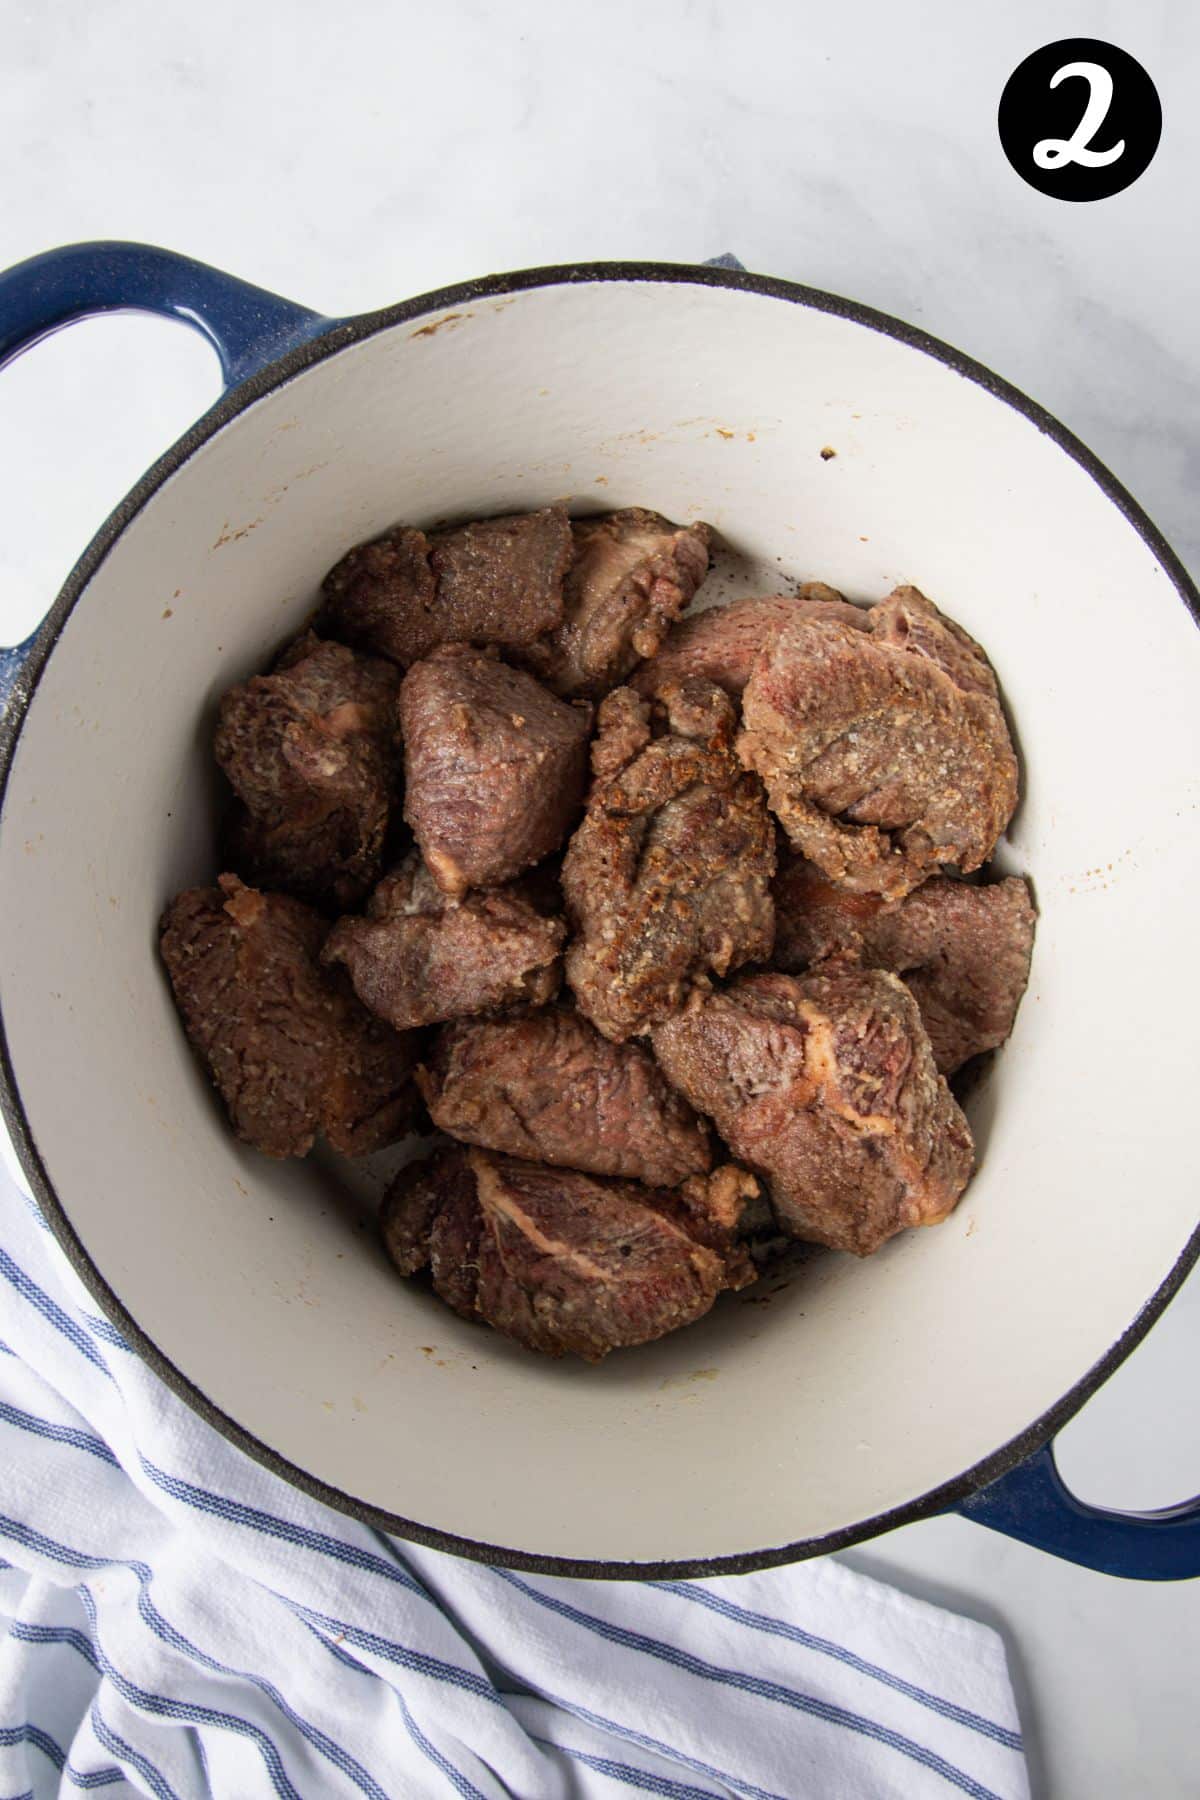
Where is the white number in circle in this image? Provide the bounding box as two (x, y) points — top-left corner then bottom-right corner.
(1033, 61), (1126, 170)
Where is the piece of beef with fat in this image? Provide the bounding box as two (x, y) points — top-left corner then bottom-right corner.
(380, 1147), (758, 1360)
(524, 508), (712, 698)
(651, 967), (973, 1256)
(323, 851), (564, 1030)
(772, 856), (1035, 1073)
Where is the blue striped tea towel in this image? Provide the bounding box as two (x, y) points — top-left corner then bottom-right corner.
(0, 1157), (1028, 1799)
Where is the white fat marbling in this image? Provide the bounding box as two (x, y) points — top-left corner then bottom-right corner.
(1, 3), (1197, 1793)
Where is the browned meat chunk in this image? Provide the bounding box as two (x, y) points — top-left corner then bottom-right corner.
(562, 679), (775, 1041)
(632, 585), (867, 700)
(429, 507), (572, 647)
(216, 632), (399, 911)
(159, 875), (419, 1159)
(380, 1146), (755, 1360)
(320, 506), (572, 667)
(737, 586), (1018, 900)
(399, 646), (591, 897)
(419, 1005), (712, 1186)
(524, 508), (712, 698)
(651, 968), (973, 1256)
(772, 857), (1035, 1073)
(322, 850), (564, 1030)
(318, 528), (437, 665)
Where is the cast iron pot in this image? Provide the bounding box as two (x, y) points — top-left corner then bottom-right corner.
(1, 243), (1198, 1580)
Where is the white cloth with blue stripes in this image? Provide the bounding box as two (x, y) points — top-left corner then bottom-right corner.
(0, 1159), (1029, 1800)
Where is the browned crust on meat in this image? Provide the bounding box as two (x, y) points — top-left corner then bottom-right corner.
(737, 587), (1017, 898)
(632, 585), (868, 700)
(215, 632), (399, 911)
(418, 1005), (713, 1186)
(524, 509), (713, 698)
(399, 646), (592, 897)
(651, 967), (973, 1255)
(562, 678), (776, 1040)
(322, 851), (565, 1030)
(160, 874), (419, 1159)
(772, 857), (1036, 1072)
(379, 1145), (756, 1360)
(320, 507), (572, 666)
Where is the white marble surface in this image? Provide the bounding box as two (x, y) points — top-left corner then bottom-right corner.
(1, 2), (1197, 1793)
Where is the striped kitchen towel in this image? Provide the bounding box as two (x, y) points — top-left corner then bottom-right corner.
(0, 1160), (1029, 1799)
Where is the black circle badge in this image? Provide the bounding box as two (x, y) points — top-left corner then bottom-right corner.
(998, 39), (1161, 201)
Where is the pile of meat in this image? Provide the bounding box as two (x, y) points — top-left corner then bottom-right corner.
(161, 503), (1035, 1361)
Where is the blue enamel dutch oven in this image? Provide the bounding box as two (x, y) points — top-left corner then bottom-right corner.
(0, 242), (1197, 1580)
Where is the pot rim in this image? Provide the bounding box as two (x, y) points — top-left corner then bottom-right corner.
(1, 256), (1197, 1578)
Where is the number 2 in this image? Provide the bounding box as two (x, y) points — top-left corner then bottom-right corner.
(1033, 61), (1126, 170)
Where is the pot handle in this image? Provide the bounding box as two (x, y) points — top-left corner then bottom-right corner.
(0, 240), (334, 709)
(0, 239), (331, 387)
(955, 1442), (1200, 1580)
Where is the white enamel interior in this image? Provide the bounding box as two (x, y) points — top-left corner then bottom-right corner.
(2, 276), (1198, 1566)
